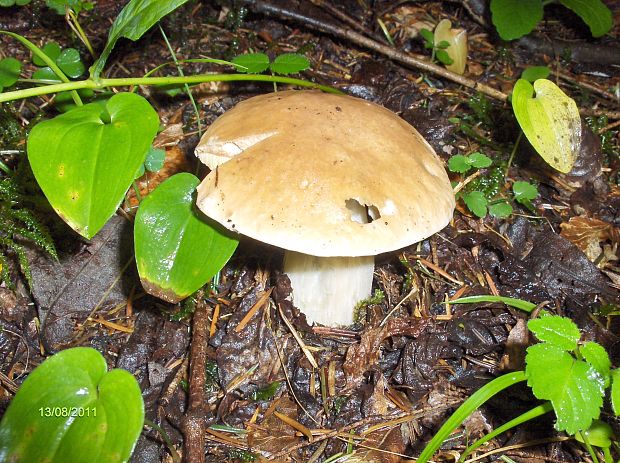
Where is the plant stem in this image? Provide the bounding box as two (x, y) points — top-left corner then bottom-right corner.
(459, 402), (554, 461)
(144, 418), (182, 463)
(0, 74), (341, 103)
(158, 25), (203, 137)
(416, 371), (527, 463)
(66, 9), (95, 58)
(0, 31), (82, 106)
(505, 131), (523, 175)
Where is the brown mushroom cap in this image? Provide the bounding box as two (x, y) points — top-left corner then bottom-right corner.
(196, 90), (455, 257)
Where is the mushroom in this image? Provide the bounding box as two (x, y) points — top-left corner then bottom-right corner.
(195, 90), (455, 326)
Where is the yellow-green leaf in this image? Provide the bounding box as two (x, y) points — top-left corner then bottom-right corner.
(512, 78), (581, 173)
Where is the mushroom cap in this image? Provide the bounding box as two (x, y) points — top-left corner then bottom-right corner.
(195, 90), (455, 257)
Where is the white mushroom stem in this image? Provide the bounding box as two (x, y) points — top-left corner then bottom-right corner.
(283, 251), (375, 326)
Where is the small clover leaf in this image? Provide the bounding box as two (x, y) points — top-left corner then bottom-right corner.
(468, 152), (492, 168)
(527, 315), (580, 351)
(488, 201), (513, 218)
(32, 42), (62, 66)
(448, 154), (471, 173)
(462, 191), (488, 218)
(513, 181), (538, 204)
(0, 57), (22, 92)
(144, 146), (166, 173)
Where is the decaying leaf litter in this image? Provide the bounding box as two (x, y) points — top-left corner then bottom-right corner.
(0, 0), (619, 462)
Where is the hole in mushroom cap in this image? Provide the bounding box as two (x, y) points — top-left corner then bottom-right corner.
(345, 198), (381, 224)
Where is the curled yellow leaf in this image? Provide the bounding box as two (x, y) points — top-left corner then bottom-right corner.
(434, 19), (468, 75)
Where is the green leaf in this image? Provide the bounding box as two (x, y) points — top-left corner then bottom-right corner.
(448, 154), (471, 173)
(144, 146), (165, 172)
(512, 78), (581, 173)
(580, 341), (611, 387)
(232, 53), (270, 74)
(526, 343), (604, 434)
(32, 66), (61, 82)
(420, 28), (434, 45)
(468, 152), (492, 168)
(56, 48), (85, 78)
(27, 92), (160, 238)
(574, 420), (613, 448)
(251, 381), (281, 401)
(0, 57), (22, 91)
(559, 0), (613, 38)
(462, 191), (488, 217)
(0, 347), (143, 463)
(490, 0), (543, 40)
(446, 295), (537, 312)
(435, 49), (454, 65)
(521, 65), (550, 82)
(512, 181), (538, 204)
(527, 315), (580, 350)
(134, 173), (239, 303)
(269, 53), (310, 75)
(435, 40), (451, 49)
(611, 368), (620, 416)
(488, 201), (512, 218)
(32, 42), (61, 66)
(91, 0), (191, 78)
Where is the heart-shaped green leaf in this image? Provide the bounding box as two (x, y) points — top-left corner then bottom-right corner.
(134, 173), (239, 303)
(0, 347), (144, 463)
(56, 47), (85, 78)
(0, 57), (21, 91)
(27, 92), (159, 238)
(512, 78), (581, 174)
(490, 0), (543, 40)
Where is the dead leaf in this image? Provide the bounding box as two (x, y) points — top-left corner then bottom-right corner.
(560, 216), (619, 262)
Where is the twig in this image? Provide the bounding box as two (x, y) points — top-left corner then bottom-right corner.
(242, 0), (509, 102)
(182, 295), (212, 463)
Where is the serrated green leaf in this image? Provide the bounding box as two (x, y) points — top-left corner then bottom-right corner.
(448, 155), (471, 173)
(526, 343), (604, 434)
(0, 347), (143, 463)
(512, 181), (538, 203)
(91, 0), (191, 78)
(559, 0), (613, 38)
(144, 146), (165, 172)
(611, 369), (620, 416)
(462, 191), (488, 217)
(490, 0), (543, 40)
(232, 53), (270, 74)
(134, 173), (239, 303)
(56, 48), (85, 78)
(521, 65), (550, 82)
(269, 53), (310, 75)
(468, 152), (492, 168)
(580, 341), (611, 388)
(527, 315), (580, 350)
(512, 78), (581, 173)
(489, 201), (512, 218)
(33, 42), (61, 66)
(27, 92), (159, 238)
(0, 57), (22, 90)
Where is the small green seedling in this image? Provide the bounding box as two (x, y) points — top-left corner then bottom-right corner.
(46, 0), (94, 15)
(0, 347), (144, 463)
(417, 304), (620, 463)
(232, 52), (310, 75)
(449, 151), (539, 218)
(420, 28), (454, 67)
(490, 0), (613, 40)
